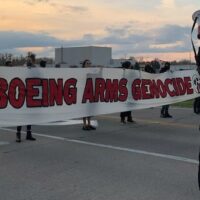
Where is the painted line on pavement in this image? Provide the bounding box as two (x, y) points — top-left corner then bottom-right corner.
(0, 141), (10, 146)
(98, 115), (198, 129)
(0, 127), (198, 165)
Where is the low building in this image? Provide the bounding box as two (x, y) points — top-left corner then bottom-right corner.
(55, 46), (136, 68)
(55, 46), (112, 67)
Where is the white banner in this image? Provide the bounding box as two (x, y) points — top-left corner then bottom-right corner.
(0, 67), (200, 127)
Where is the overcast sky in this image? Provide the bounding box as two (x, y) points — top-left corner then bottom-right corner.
(0, 0), (200, 60)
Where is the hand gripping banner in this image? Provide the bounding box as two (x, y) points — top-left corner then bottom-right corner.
(0, 67), (200, 127)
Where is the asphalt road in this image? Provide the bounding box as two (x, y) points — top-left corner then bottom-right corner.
(0, 107), (200, 200)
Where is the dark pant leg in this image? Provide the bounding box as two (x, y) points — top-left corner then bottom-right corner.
(161, 106), (165, 114)
(164, 105), (169, 115)
(120, 112), (126, 118)
(127, 111), (132, 120)
(17, 126), (22, 133)
(16, 126), (22, 140)
(27, 125), (31, 132)
(26, 125), (35, 140)
(120, 112), (126, 121)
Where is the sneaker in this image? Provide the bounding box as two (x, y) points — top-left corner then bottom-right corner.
(16, 132), (21, 143)
(160, 114), (166, 118)
(26, 136), (36, 141)
(82, 126), (90, 131)
(165, 114), (172, 118)
(16, 138), (21, 143)
(26, 131), (36, 141)
(127, 118), (135, 123)
(121, 118), (126, 124)
(89, 125), (96, 130)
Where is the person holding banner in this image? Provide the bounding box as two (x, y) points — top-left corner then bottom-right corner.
(120, 61), (135, 124)
(82, 59), (96, 130)
(16, 53), (37, 142)
(144, 63), (155, 74)
(5, 60), (12, 67)
(40, 60), (46, 68)
(160, 62), (172, 118)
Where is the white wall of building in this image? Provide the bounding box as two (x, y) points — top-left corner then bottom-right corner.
(55, 46), (112, 67)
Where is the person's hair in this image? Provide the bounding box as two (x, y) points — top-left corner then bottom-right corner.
(5, 60), (12, 66)
(144, 63), (151, 71)
(82, 59), (90, 68)
(164, 62), (170, 70)
(28, 53), (36, 62)
(165, 62), (170, 67)
(144, 63), (155, 73)
(40, 60), (46, 68)
(26, 58), (32, 67)
(122, 61), (131, 69)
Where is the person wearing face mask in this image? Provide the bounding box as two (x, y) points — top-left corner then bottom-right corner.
(16, 53), (37, 142)
(160, 62), (172, 118)
(120, 61), (135, 124)
(81, 59), (97, 131)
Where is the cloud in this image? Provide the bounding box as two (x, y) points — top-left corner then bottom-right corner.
(0, 31), (62, 50)
(37, 0), (49, 1)
(0, 24), (194, 58)
(60, 5), (88, 13)
(24, 1), (88, 14)
(102, 24), (193, 58)
(24, 0), (50, 5)
(153, 25), (190, 44)
(96, 24), (192, 55)
(159, 0), (176, 9)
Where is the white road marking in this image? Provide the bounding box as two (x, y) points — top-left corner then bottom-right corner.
(0, 141), (10, 146)
(0, 127), (198, 165)
(98, 115), (198, 129)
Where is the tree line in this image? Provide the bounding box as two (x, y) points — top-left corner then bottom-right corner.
(0, 53), (53, 66)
